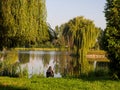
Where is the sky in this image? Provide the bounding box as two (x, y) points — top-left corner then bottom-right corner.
(46, 0), (106, 30)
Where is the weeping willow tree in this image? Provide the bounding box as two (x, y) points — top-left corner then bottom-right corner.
(62, 16), (100, 75)
(0, 0), (49, 49)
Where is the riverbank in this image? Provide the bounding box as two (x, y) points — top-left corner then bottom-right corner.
(14, 47), (67, 51)
(0, 77), (119, 90)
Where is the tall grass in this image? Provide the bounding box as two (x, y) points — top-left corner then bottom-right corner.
(0, 50), (18, 77)
(0, 50), (29, 78)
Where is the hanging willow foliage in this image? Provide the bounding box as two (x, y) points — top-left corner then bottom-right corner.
(0, 0), (49, 48)
(62, 16), (100, 75)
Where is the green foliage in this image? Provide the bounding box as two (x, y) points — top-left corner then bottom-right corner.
(0, 50), (29, 78)
(48, 23), (57, 42)
(17, 66), (29, 78)
(95, 28), (104, 50)
(0, 51), (19, 77)
(59, 16), (100, 75)
(104, 0), (120, 79)
(31, 74), (45, 78)
(54, 25), (66, 47)
(0, 0), (49, 49)
(19, 53), (30, 64)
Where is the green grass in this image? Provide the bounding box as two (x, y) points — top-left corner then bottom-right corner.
(0, 77), (120, 90)
(14, 47), (67, 51)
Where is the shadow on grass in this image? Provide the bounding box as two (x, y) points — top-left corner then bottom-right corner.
(64, 75), (111, 81)
(0, 84), (28, 90)
(80, 76), (111, 81)
(79, 70), (112, 81)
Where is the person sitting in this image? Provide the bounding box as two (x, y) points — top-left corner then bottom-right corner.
(46, 66), (54, 77)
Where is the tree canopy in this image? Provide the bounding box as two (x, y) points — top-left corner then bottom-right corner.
(0, 0), (49, 49)
(104, 0), (120, 79)
(59, 16), (100, 75)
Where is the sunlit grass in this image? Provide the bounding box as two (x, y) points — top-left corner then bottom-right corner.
(0, 77), (119, 90)
(14, 48), (66, 51)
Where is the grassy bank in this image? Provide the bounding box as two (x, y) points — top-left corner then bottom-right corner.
(14, 47), (67, 51)
(0, 77), (119, 90)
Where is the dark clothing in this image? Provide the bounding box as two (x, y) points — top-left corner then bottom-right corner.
(46, 66), (54, 77)
(46, 71), (54, 77)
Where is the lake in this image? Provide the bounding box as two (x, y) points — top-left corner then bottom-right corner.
(18, 50), (109, 77)
(0, 50), (109, 78)
(18, 50), (69, 78)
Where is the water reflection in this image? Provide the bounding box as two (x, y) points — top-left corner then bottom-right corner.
(18, 50), (109, 78)
(0, 50), (109, 77)
(18, 51), (68, 77)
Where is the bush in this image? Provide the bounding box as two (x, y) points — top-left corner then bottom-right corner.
(17, 66), (28, 78)
(0, 62), (20, 77)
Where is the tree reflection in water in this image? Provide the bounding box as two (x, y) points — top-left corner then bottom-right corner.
(18, 50), (109, 78)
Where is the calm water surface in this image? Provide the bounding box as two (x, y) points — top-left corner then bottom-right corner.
(18, 50), (69, 78)
(18, 50), (109, 78)
(0, 50), (109, 77)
